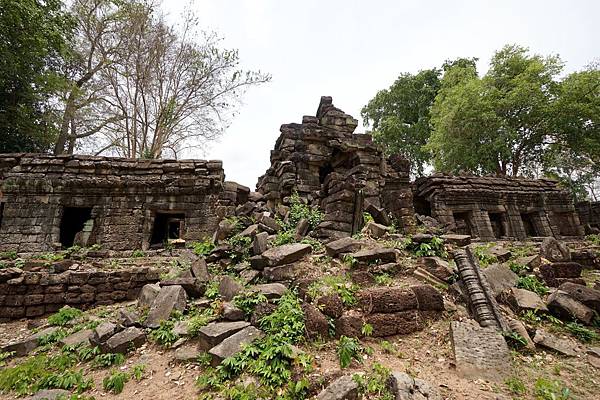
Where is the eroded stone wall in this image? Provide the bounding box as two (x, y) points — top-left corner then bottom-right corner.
(414, 175), (584, 240)
(576, 201), (600, 234)
(256, 97), (415, 240)
(0, 154), (225, 252)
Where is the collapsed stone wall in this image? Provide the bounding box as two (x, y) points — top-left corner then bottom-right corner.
(576, 201), (600, 234)
(256, 97), (415, 240)
(0, 154), (225, 253)
(414, 174), (584, 241)
(0, 267), (162, 320)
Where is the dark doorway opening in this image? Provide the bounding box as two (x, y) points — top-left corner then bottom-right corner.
(151, 212), (185, 246)
(488, 212), (507, 238)
(453, 212), (472, 236)
(60, 207), (93, 247)
(521, 213), (538, 237)
(414, 197), (432, 217)
(0, 202), (4, 228)
(319, 163), (333, 185)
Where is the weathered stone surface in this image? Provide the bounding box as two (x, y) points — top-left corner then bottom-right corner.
(160, 277), (205, 298)
(357, 287), (418, 313)
(325, 237), (363, 257)
(239, 224), (259, 238)
(365, 310), (422, 337)
(540, 237), (571, 262)
(302, 303), (329, 340)
(213, 219), (236, 242)
(118, 308), (140, 327)
(316, 293), (344, 318)
(250, 302), (277, 327)
(102, 327), (145, 354)
(362, 222), (390, 238)
(440, 234), (471, 247)
(27, 389), (71, 400)
(222, 303), (245, 321)
(558, 282), (600, 313)
(144, 285), (187, 328)
(540, 262), (583, 287)
(547, 290), (594, 324)
(239, 269), (260, 284)
(350, 247), (396, 264)
(137, 283), (161, 308)
(60, 329), (94, 348)
(482, 264), (518, 298)
(489, 246), (511, 262)
(92, 322), (118, 344)
(533, 329), (579, 356)
(503, 288), (548, 313)
(218, 276), (244, 301)
(191, 258), (210, 281)
(174, 343), (201, 362)
(251, 283), (287, 299)
(411, 285), (444, 311)
(209, 326), (264, 366)
(1, 326), (59, 357)
(334, 310), (363, 338)
(252, 232), (269, 255)
(507, 318), (535, 350)
(388, 371), (442, 400)
(315, 375), (359, 400)
(417, 257), (455, 282)
(263, 264), (298, 282)
(262, 243), (311, 267)
(515, 254), (541, 270)
(198, 321), (250, 350)
(294, 218), (310, 240)
(450, 321), (511, 381)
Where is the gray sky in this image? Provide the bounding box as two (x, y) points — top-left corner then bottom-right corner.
(163, 0), (600, 189)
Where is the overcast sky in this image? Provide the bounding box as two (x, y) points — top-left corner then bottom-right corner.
(162, 0), (600, 189)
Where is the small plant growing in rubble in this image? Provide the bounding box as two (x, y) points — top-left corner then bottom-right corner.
(308, 275), (358, 306)
(225, 234), (252, 263)
(341, 254), (358, 268)
(0, 250), (17, 260)
(149, 320), (179, 347)
(508, 260), (528, 275)
(534, 377), (571, 400)
(361, 323), (374, 337)
(131, 364), (146, 381)
(505, 376), (527, 396)
(0, 351), (14, 367)
(585, 234), (600, 245)
(103, 370), (129, 394)
(564, 322), (599, 343)
(189, 239), (215, 256)
(353, 363), (394, 399)
(409, 236), (447, 258)
(92, 353), (125, 369)
(47, 306), (83, 326)
(374, 273), (393, 286)
(233, 290), (268, 317)
(473, 244), (497, 267)
(337, 335), (363, 368)
(131, 249), (145, 258)
(516, 275), (549, 296)
(286, 192), (323, 230)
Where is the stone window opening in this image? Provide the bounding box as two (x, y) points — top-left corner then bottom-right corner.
(453, 212), (473, 236)
(60, 207), (93, 248)
(150, 212), (185, 247)
(520, 213), (538, 237)
(488, 212), (507, 239)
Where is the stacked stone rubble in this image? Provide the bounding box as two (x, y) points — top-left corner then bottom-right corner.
(576, 201), (600, 234)
(256, 97), (415, 240)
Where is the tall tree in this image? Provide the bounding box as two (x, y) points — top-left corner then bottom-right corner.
(427, 45), (563, 176)
(361, 69), (441, 175)
(0, 0), (73, 153)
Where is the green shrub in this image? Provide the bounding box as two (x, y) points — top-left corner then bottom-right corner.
(564, 322), (599, 343)
(408, 236), (447, 258)
(508, 261), (528, 275)
(92, 353), (125, 369)
(473, 244), (497, 267)
(307, 275), (358, 306)
(271, 230), (296, 247)
(131, 364), (146, 381)
(505, 376), (526, 395)
(189, 239), (215, 256)
(149, 320), (179, 347)
(226, 234), (252, 263)
(38, 328), (69, 346)
(337, 336), (362, 369)
(0, 250), (17, 260)
(233, 291), (268, 317)
(374, 273), (393, 286)
(361, 323), (373, 337)
(131, 249), (145, 258)
(103, 370), (129, 394)
(516, 276), (549, 296)
(286, 192), (323, 231)
(534, 377), (571, 400)
(586, 234), (600, 245)
(353, 363), (393, 399)
(47, 306), (83, 326)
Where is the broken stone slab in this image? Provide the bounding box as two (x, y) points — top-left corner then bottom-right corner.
(213, 219), (236, 243)
(503, 287), (548, 313)
(294, 218), (310, 240)
(144, 285), (187, 328)
(263, 264), (298, 282)
(558, 282), (600, 313)
(515, 254), (541, 270)
(239, 269), (260, 284)
(417, 256), (455, 282)
(540, 237), (571, 262)
(258, 215), (281, 234)
(365, 203), (391, 226)
(174, 343), (201, 363)
(325, 237), (363, 257)
(252, 232), (269, 255)
(362, 222), (390, 238)
(222, 302), (245, 321)
(26, 389), (71, 400)
(239, 224), (259, 238)
(251, 283), (287, 299)
(507, 318), (535, 351)
(118, 308), (140, 327)
(208, 326), (264, 366)
(482, 264), (518, 299)
(315, 375), (359, 400)
(173, 320), (190, 336)
(302, 303), (329, 340)
(539, 262), (584, 287)
(1, 326), (59, 357)
(440, 234), (471, 247)
(261, 243), (312, 267)
(101, 327), (146, 354)
(350, 247), (397, 264)
(547, 290), (594, 324)
(137, 283), (161, 308)
(92, 322), (119, 344)
(161, 277), (205, 298)
(533, 329), (580, 356)
(450, 321), (511, 382)
(197, 321), (250, 350)
(357, 287), (418, 313)
(218, 275), (244, 301)
(59, 329), (94, 348)
(191, 258), (210, 281)
(489, 246), (512, 263)
(388, 371), (442, 400)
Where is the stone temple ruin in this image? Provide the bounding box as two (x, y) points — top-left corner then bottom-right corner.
(414, 174), (585, 241)
(0, 97), (589, 253)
